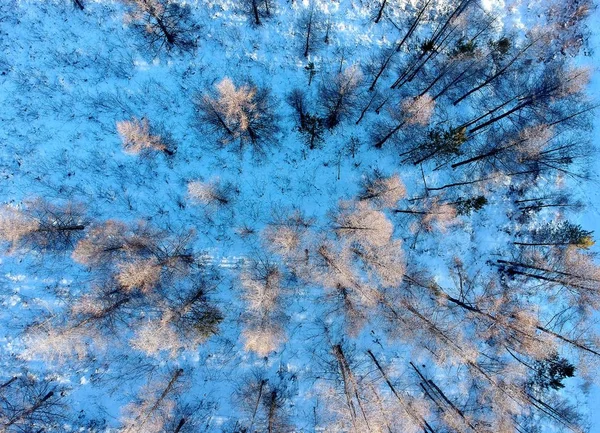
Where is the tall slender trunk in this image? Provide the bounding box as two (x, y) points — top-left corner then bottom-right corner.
(4, 391), (56, 428)
(304, 11), (313, 58)
(536, 326), (600, 357)
(367, 350), (435, 433)
(0, 377), (17, 389)
(134, 369), (184, 431)
(453, 38), (538, 105)
(513, 241), (575, 247)
(432, 65), (481, 101)
(267, 390), (278, 433)
(174, 418), (186, 433)
(396, 0), (432, 53)
(496, 259), (600, 283)
(393, 209), (428, 214)
(468, 98), (532, 134)
(392, 0), (472, 89)
(418, 59), (457, 97)
(373, 120), (405, 149)
(410, 363), (478, 432)
(154, 15), (175, 45)
(248, 379), (266, 432)
(369, 50), (395, 91)
(333, 345), (372, 432)
(356, 92), (377, 124)
(252, 0), (261, 25)
(375, 0), (387, 23)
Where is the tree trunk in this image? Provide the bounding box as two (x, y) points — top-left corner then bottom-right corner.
(375, 0), (387, 23)
(267, 390), (277, 433)
(333, 345), (372, 432)
(453, 38), (538, 105)
(304, 11), (313, 58)
(252, 0), (261, 25)
(356, 92), (377, 125)
(468, 98), (532, 134)
(38, 224), (86, 232)
(373, 120), (404, 149)
(393, 209), (428, 214)
(174, 418), (186, 433)
(0, 377), (17, 389)
(248, 379), (266, 432)
(391, 0), (472, 89)
(369, 50), (395, 91)
(367, 350), (435, 433)
(395, 0), (432, 53)
(4, 391), (56, 428)
(154, 15), (176, 45)
(137, 369), (184, 428)
(513, 241), (575, 247)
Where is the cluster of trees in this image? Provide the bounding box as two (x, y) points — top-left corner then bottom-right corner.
(0, 198), (222, 430)
(261, 174), (407, 334)
(18, 216), (221, 361)
(1, 373), (69, 432)
(232, 369), (295, 432)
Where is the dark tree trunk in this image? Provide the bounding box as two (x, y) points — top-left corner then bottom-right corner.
(375, 0), (387, 23)
(252, 0), (261, 25)
(369, 50), (395, 91)
(304, 11), (313, 58)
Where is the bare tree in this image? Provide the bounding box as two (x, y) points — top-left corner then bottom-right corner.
(0, 198), (86, 253)
(119, 369), (185, 433)
(458, 64), (590, 136)
(497, 246), (600, 310)
(121, 0), (199, 53)
(73, 220), (195, 280)
(319, 65), (362, 129)
(394, 197), (458, 232)
(195, 78), (279, 154)
(371, 93), (435, 149)
(287, 88), (326, 150)
(187, 177), (238, 208)
(240, 0), (273, 26)
(262, 209), (313, 260)
(233, 370), (294, 432)
(351, 239), (406, 288)
(297, 3), (325, 58)
(116, 117), (174, 156)
(23, 282), (135, 362)
(0, 373), (69, 432)
(240, 261), (288, 357)
(358, 171), (407, 209)
(306, 242), (378, 333)
(320, 343), (400, 432)
(132, 281), (222, 356)
(332, 201), (393, 247)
